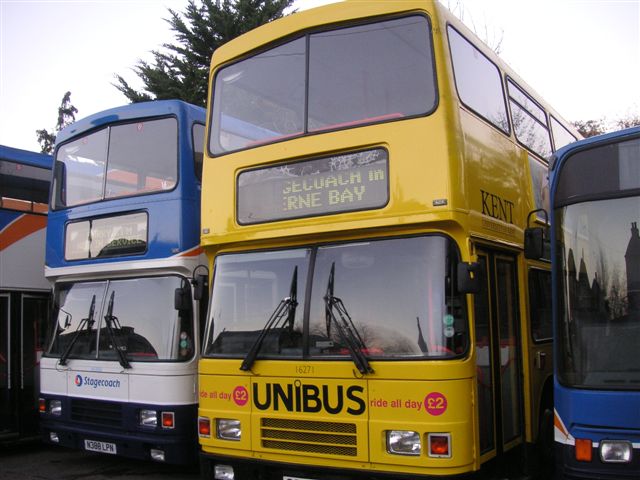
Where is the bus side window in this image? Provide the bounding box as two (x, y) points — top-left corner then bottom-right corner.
(529, 269), (552, 342)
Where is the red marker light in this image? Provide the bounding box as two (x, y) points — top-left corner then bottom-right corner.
(428, 433), (451, 458)
(161, 411), (175, 429)
(38, 398), (46, 413)
(198, 417), (211, 437)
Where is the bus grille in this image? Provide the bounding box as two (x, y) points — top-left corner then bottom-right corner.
(70, 398), (122, 427)
(260, 418), (357, 457)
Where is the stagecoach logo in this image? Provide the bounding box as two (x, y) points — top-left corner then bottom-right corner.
(74, 374), (121, 389)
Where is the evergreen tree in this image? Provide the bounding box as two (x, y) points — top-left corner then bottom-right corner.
(114, 0), (294, 107)
(36, 91), (78, 154)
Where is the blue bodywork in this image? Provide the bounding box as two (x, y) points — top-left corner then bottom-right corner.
(550, 126), (640, 479)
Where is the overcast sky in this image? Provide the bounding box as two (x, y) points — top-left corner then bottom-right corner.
(0, 0), (638, 152)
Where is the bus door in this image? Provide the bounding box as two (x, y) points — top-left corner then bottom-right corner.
(20, 294), (49, 436)
(474, 249), (524, 459)
(0, 293), (12, 437)
(0, 292), (49, 439)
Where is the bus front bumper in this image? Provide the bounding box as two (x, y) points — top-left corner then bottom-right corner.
(40, 418), (197, 465)
(555, 442), (640, 480)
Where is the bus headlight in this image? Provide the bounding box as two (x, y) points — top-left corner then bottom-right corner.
(386, 430), (421, 456)
(49, 400), (62, 416)
(140, 409), (158, 427)
(216, 419), (241, 441)
(600, 440), (632, 463)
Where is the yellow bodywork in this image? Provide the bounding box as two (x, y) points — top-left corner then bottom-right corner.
(198, 0), (578, 476)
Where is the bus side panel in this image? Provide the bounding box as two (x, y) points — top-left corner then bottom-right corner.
(0, 212), (48, 290)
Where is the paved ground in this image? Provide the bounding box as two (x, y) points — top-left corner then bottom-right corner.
(0, 440), (535, 480)
(0, 441), (199, 480)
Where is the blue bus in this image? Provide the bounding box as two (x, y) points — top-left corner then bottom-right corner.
(549, 126), (640, 478)
(0, 145), (52, 444)
(38, 100), (207, 464)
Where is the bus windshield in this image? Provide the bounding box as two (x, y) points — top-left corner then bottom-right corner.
(47, 276), (194, 363)
(52, 117), (177, 208)
(204, 236), (468, 360)
(556, 197), (640, 389)
(555, 136), (640, 390)
(209, 15), (437, 155)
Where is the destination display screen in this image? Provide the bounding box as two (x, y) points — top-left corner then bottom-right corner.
(237, 149), (389, 224)
(65, 212), (147, 260)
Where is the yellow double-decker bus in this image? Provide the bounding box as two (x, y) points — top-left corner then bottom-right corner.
(197, 1), (580, 478)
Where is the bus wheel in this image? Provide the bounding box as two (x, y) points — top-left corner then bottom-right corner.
(199, 457), (213, 480)
(537, 407), (555, 476)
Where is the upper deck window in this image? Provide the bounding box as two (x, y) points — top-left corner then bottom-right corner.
(550, 115), (577, 151)
(507, 79), (552, 159)
(210, 15), (436, 155)
(0, 160), (50, 204)
(448, 26), (509, 134)
(52, 117), (177, 209)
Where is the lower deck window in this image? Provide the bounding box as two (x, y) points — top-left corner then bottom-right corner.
(204, 235), (469, 360)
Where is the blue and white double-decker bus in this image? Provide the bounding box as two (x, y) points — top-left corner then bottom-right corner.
(550, 126), (640, 479)
(38, 100), (207, 464)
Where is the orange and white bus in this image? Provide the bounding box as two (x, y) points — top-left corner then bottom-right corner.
(1, 145), (51, 443)
(197, 1), (579, 478)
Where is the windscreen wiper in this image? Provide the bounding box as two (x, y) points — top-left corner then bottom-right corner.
(324, 262), (373, 375)
(240, 266), (298, 371)
(103, 291), (131, 369)
(59, 294), (96, 366)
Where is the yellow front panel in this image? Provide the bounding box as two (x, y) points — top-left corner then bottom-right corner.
(199, 360), (477, 475)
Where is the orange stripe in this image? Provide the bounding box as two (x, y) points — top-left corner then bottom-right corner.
(0, 214), (47, 251)
(554, 410), (569, 439)
(1, 197), (48, 214)
(179, 246), (204, 257)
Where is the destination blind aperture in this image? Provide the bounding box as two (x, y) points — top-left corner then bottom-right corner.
(237, 148), (389, 224)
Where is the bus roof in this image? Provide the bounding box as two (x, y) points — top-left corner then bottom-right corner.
(55, 99), (206, 145)
(0, 144), (52, 169)
(550, 126), (640, 171)
(209, 0), (577, 134)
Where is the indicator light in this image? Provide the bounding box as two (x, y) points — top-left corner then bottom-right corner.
(198, 416), (211, 437)
(161, 411), (175, 429)
(575, 438), (593, 462)
(428, 433), (451, 458)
